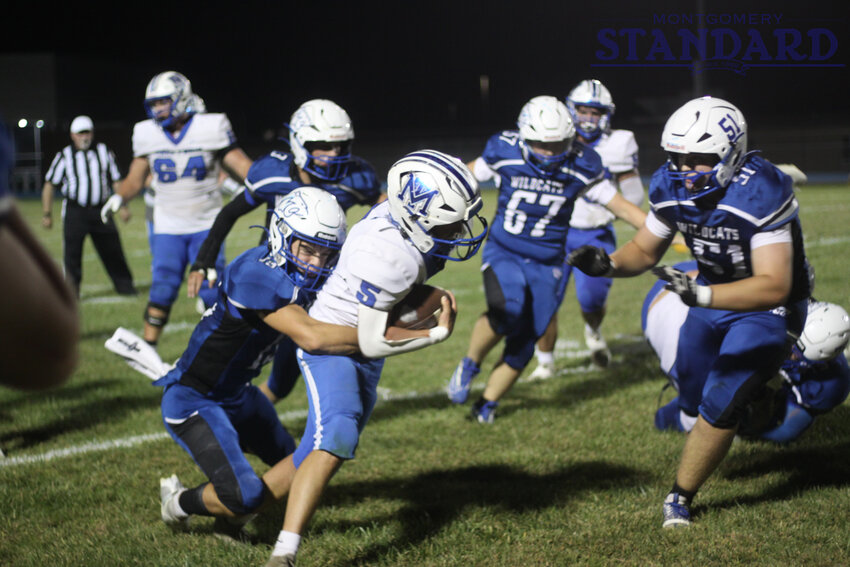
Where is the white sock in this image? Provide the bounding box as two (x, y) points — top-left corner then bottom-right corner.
(535, 349), (554, 366)
(272, 530), (301, 557)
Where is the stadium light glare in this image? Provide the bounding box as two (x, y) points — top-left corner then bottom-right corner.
(36, 120), (45, 128)
(18, 118), (28, 128)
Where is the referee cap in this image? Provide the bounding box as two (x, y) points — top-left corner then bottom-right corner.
(70, 115), (94, 133)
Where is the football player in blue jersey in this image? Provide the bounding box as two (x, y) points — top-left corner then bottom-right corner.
(446, 96), (646, 423)
(154, 187), (360, 540)
(187, 99), (383, 406)
(568, 96), (814, 528)
(645, 261), (850, 443)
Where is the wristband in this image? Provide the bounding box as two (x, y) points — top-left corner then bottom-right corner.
(428, 326), (450, 342)
(696, 285), (712, 308)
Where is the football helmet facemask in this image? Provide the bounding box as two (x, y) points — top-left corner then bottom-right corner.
(566, 79), (615, 142)
(795, 301), (850, 362)
(517, 96), (576, 177)
(287, 99), (354, 182)
(144, 71), (201, 128)
(661, 96), (748, 200)
(267, 186), (347, 291)
(387, 150), (488, 262)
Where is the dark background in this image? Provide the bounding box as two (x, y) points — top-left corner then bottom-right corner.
(3, 0), (849, 181)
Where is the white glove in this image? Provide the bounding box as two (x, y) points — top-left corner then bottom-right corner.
(100, 194), (124, 223)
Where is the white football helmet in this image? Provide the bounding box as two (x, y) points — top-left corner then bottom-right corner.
(287, 99), (354, 182)
(796, 301), (850, 362)
(144, 71), (202, 128)
(566, 79), (615, 141)
(661, 96), (748, 199)
(517, 96), (576, 177)
(268, 186), (347, 291)
(387, 150), (488, 261)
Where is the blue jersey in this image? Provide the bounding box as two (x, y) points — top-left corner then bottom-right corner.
(482, 131), (605, 264)
(154, 246), (311, 397)
(649, 154), (811, 303)
(244, 151), (381, 212)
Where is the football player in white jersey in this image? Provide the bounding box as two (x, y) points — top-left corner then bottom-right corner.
(529, 79), (644, 377)
(102, 71), (253, 348)
(261, 150), (487, 567)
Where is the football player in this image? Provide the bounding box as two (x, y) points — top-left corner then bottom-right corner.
(155, 187), (358, 539)
(530, 79), (645, 376)
(446, 96), (646, 423)
(101, 71), (253, 347)
(262, 150), (487, 566)
(568, 96), (814, 528)
(644, 261), (850, 443)
(186, 98), (383, 405)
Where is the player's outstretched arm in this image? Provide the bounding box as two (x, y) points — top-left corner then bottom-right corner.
(102, 157), (149, 223)
(262, 304), (360, 355)
(358, 295), (457, 358)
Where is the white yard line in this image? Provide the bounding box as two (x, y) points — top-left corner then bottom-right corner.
(0, 335), (645, 469)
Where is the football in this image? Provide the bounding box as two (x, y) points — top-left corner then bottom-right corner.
(386, 284), (450, 333)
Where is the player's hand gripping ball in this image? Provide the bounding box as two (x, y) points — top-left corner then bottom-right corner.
(386, 284), (450, 333)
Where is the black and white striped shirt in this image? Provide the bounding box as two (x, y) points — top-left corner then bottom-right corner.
(45, 143), (121, 206)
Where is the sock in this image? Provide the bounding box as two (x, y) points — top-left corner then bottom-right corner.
(178, 485), (212, 517)
(671, 482), (696, 501)
(145, 339), (158, 347)
(535, 349), (554, 366)
(272, 530), (301, 557)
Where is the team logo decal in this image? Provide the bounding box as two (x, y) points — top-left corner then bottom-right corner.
(281, 192), (309, 220)
(400, 172), (438, 216)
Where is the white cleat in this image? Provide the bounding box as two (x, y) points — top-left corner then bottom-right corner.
(160, 474), (190, 531)
(528, 361), (555, 381)
(584, 327), (611, 368)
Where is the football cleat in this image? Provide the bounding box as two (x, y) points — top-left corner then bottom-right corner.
(447, 357), (481, 404)
(584, 326), (611, 368)
(528, 360), (555, 381)
(264, 553), (297, 567)
(662, 492), (692, 528)
(160, 474), (190, 531)
(471, 399), (498, 424)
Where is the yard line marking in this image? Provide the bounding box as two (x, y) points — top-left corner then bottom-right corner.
(1, 334), (646, 469)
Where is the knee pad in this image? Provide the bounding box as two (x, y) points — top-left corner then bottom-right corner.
(217, 474), (268, 515)
(144, 302), (171, 328)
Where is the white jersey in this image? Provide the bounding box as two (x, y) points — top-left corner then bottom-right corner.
(309, 201), (430, 326)
(570, 129), (641, 229)
(132, 113), (236, 234)
(644, 287), (689, 375)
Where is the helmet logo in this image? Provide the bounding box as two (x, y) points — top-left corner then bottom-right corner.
(718, 114), (744, 143)
(399, 172), (438, 217)
(281, 192), (309, 220)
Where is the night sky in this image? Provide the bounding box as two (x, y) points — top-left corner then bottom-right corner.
(3, 0), (848, 169)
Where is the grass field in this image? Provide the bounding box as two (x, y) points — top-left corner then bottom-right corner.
(2, 184), (850, 566)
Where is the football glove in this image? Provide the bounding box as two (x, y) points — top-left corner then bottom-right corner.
(100, 194), (124, 223)
(567, 245), (613, 277)
(651, 265), (712, 307)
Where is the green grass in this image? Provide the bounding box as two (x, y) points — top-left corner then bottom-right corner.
(2, 185), (849, 566)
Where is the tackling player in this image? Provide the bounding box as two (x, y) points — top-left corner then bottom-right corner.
(530, 79), (645, 376)
(187, 98), (383, 405)
(446, 95), (646, 423)
(262, 150), (488, 566)
(568, 96), (813, 528)
(101, 71), (253, 347)
(645, 262), (850, 443)
(154, 187), (358, 539)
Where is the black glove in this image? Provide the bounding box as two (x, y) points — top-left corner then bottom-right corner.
(651, 265), (712, 307)
(567, 245), (613, 277)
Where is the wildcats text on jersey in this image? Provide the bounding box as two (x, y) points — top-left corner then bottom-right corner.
(676, 223), (741, 241)
(509, 176), (566, 193)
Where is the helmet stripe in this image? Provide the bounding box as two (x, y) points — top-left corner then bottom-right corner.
(406, 150), (476, 200)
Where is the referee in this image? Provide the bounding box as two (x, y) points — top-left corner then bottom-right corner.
(41, 115), (136, 297)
